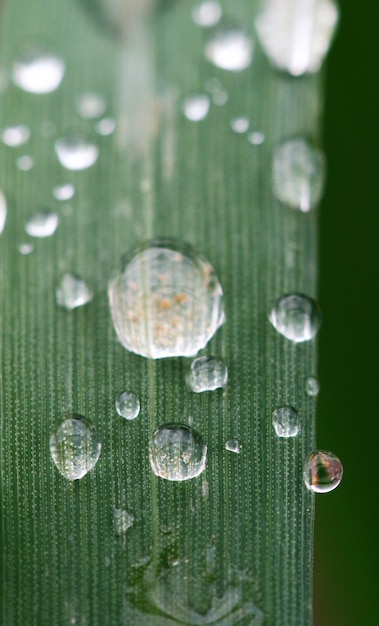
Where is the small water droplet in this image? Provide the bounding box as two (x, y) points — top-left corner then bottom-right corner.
(212, 89), (228, 106)
(272, 138), (325, 212)
(108, 239), (224, 359)
(12, 44), (65, 93)
(272, 406), (299, 438)
(305, 375), (320, 397)
(56, 273), (93, 310)
(115, 391), (140, 420)
(18, 242), (34, 255)
(53, 183), (75, 201)
(230, 116), (249, 134)
(248, 131), (265, 145)
(205, 27), (253, 71)
(269, 293), (321, 342)
(113, 507), (134, 535)
(183, 94), (210, 122)
(303, 450), (343, 493)
(192, 1), (222, 28)
(55, 132), (99, 170)
(76, 92), (106, 119)
(149, 424), (207, 481)
(187, 356), (228, 392)
(0, 188), (7, 234)
(2, 124), (30, 147)
(255, 0), (339, 76)
(16, 155), (34, 171)
(95, 117), (116, 136)
(201, 480), (209, 498)
(49, 414), (101, 480)
(104, 556), (111, 568)
(25, 211), (58, 237)
(225, 438), (241, 453)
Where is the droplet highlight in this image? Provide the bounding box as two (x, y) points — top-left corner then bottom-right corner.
(25, 211), (58, 238)
(183, 94), (210, 122)
(272, 406), (299, 438)
(108, 239), (224, 359)
(76, 92), (106, 119)
(225, 439), (241, 454)
(205, 27), (253, 71)
(55, 132), (99, 170)
(12, 44), (65, 93)
(49, 415), (101, 480)
(192, 1), (222, 28)
(115, 391), (140, 420)
(56, 273), (93, 310)
(187, 356), (228, 392)
(2, 124), (30, 147)
(303, 450), (343, 493)
(269, 293), (321, 343)
(305, 375), (320, 397)
(230, 116), (249, 134)
(149, 424), (207, 481)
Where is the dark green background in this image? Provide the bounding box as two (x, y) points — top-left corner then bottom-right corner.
(316, 1), (379, 624)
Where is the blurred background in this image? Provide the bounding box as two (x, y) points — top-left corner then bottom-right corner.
(315, 0), (379, 624)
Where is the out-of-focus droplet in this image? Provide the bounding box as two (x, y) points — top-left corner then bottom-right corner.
(96, 117), (116, 136)
(248, 131), (265, 145)
(55, 132), (99, 170)
(49, 414), (101, 480)
(56, 273), (93, 310)
(18, 242), (34, 255)
(76, 92), (106, 119)
(225, 439), (241, 453)
(186, 356), (228, 392)
(53, 183), (75, 201)
(183, 95), (210, 122)
(192, 1), (222, 28)
(16, 155), (34, 171)
(2, 124), (30, 147)
(12, 44), (65, 93)
(212, 89), (228, 106)
(303, 450), (343, 493)
(205, 27), (253, 71)
(269, 293), (321, 342)
(108, 239), (224, 359)
(149, 423), (207, 481)
(255, 0), (339, 76)
(230, 117), (249, 133)
(305, 375), (320, 397)
(0, 188), (7, 234)
(25, 211), (58, 237)
(115, 391), (140, 420)
(272, 406), (299, 438)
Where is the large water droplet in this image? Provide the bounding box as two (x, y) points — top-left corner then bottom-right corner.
(113, 507), (134, 535)
(115, 391), (140, 420)
(25, 210), (59, 237)
(56, 273), (93, 310)
(272, 406), (299, 438)
(76, 92), (106, 119)
(49, 415), (101, 480)
(230, 116), (249, 134)
(255, 0), (339, 76)
(53, 183), (75, 201)
(0, 188), (7, 234)
(12, 45), (65, 93)
(16, 155), (34, 171)
(305, 375), (320, 397)
(272, 138), (325, 212)
(149, 424), (207, 481)
(183, 94), (210, 122)
(2, 124), (30, 147)
(55, 132), (99, 170)
(108, 239), (224, 359)
(187, 356), (228, 392)
(269, 293), (321, 342)
(303, 450), (343, 493)
(192, 1), (222, 28)
(205, 27), (253, 71)
(225, 438), (241, 454)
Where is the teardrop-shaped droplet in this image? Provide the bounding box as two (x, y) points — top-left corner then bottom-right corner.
(12, 44), (65, 93)
(303, 450), (343, 493)
(55, 132), (99, 170)
(186, 356), (228, 392)
(149, 424), (207, 481)
(25, 211), (59, 238)
(49, 414), (101, 480)
(115, 391), (140, 420)
(56, 273), (93, 310)
(205, 27), (253, 71)
(108, 239), (224, 359)
(269, 293), (321, 342)
(272, 406), (299, 437)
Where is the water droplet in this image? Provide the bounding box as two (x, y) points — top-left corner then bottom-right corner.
(18, 242), (34, 255)
(225, 438), (241, 453)
(183, 94), (210, 122)
(269, 293), (321, 342)
(76, 92), (106, 119)
(108, 239), (224, 359)
(2, 124), (30, 147)
(230, 116), (249, 134)
(248, 131), (265, 145)
(49, 414), (101, 480)
(272, 406), (299, 438)
(201, 480), (209, 498)
(205, 27), (253, 71)
(25, 211), (58, 237)
(56, 273), (93, 310)
(149, 424), (207, 481)
(55, 132), (99, 170)
(303, 450), (343, 493)
(187, 356), (228, 392)
(192, 1), (222, 28)
(113, 507), (134, 535)
(115, 391), (140, 420)
(272, 138), (325, 212)
(305, 375), (320, 397)
(0, 188), (7, 234)
(53, 183), (75, 201)
(12, 44), (65, 93)
(255, 0), (339, 76)
(95, 117), (116, 136)
(16, 155), (34, 171)
(212, 89), (228, 106)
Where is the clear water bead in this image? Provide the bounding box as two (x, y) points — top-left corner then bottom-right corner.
(2, 124), (30, 147)
(225, 439), (241, 453)
(77, 92), (106, 119)
(303, 450), (343, 493)
(149, 424), (207, 481)
(269, 293), (321, 342)
(25, 211), (58, 237)
(49, 415), (101, 480)
(255, 0), (339, 76)
(204, 27), (253, 71)
(187, 356), (228, 392)
(108, 239), (224, 359)
(305, 375), (320, 397)
(12, 45), (65, 93)
(183, 95), (210, 122)
(16, 155), (34, 171)
(192, 2), (222, 28)
(230, 117), (249, 134)
(53, 183), (75, 201)
(272, 138), (325, 212)
(113, 507), (134, 535)
(272, 406), (299, 438)
(56, 273), (93, 310)
(0, 188), (7, 234)
(115, 391), (140, 420)
(55, 132), (99, 170)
